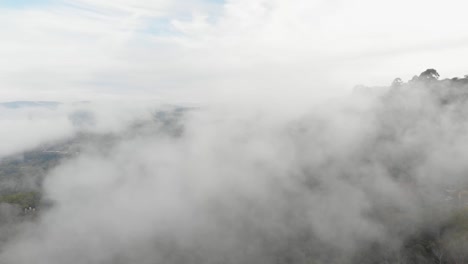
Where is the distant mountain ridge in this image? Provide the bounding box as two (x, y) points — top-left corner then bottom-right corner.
(0, 101), (61, 109)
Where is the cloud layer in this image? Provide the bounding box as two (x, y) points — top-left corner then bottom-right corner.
(2, 78), (468, 263)
(1, 0), (468, 101)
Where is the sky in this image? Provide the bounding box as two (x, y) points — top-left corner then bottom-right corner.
(3, 2), (468, 263)
(1, 0), (468, 102)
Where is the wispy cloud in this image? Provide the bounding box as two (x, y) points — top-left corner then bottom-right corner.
(0, 0), (467, 102)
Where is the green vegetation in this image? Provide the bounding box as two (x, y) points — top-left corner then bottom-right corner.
(0, 192), (40, 209)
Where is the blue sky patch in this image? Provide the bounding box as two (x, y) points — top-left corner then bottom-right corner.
(141, 17), (180, 36)
(0, 0), (53, 9)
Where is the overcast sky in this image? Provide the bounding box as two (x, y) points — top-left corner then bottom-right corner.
(1, 0), (468, 102)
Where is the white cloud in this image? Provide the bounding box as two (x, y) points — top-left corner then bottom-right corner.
(0, 0), (467, 102)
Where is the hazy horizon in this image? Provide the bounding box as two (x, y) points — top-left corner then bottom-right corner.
(1, 0), (468, 102)
(2, 1), (468, 264)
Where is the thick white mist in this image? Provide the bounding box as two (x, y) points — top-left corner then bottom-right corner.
(2, 81), (468, 263)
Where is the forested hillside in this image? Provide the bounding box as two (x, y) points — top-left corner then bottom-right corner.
(2, 73), (468, 263)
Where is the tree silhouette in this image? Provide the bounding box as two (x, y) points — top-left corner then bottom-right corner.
(408, 75), (419, 83)
(419, 69), (440, 81)
(391, 78), (403, 87)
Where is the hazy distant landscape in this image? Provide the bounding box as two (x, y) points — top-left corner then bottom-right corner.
(2, 0), (468, 263)
(1, 69), (468, 263)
